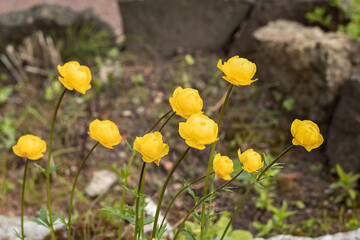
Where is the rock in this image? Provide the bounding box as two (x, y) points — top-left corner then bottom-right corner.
(253, 19), (360, 123)
(254, 227), (360, 240)
(118, 0), (250, 56)
(326, 75), (360, 173)
(0, 215), (66, 240)
(85, 170), (118, 197)
(0, 1), (122, 45)
(229, 0), (331, 56)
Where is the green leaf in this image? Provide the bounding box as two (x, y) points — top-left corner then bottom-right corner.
(27, 218), (48, 228)
(143, 217), (154, 225)
(33, 163), (46, 174)
(49, 162), (63, 174)
(13, 228), (24, 239)
(39, 207), (50, 226)
(181, 229), (196, 240)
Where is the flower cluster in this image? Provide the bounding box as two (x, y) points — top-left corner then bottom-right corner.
(11, 56), (325, 240)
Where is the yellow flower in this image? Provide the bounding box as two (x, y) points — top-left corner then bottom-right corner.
(179, 114), (219, 150)
(57, 61), (92, 94)
(291, 119), (324, 152)
(238, 148), (264, 173)
(213, 153), (234, 180)
(134, 132), (169, 166)
(169, 86), (203, 119)
(88, 119), (122, 149)
(12, 135), (47, 160)
(217, 56), (258, 86)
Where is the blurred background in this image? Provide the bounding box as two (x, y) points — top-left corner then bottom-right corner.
(0, 0), (359, 239)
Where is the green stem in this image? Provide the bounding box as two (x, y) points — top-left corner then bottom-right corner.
(219, 145), (294, 240)
(118, 151), (136, 240)
(68, 142), (99, 240)
(173, 170), (244, 240)
(148, 110), (173, 133)
(140, 167), (146, 238)
(134, 162), (147, 240)
(158, 112), (176, 132)
(152, 146), (191, 238)
(47, 88), (66, 240)
(118, 110), (174, 239)
(159, 172), (215, 231)
(20, 158), (29, 240)
(201, 84), (233, 239)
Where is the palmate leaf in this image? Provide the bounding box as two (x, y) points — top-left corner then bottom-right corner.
(181, 229), (196, 240)
(27, 218), (48, 228)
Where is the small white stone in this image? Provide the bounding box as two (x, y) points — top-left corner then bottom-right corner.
(85, 170), (118, 198)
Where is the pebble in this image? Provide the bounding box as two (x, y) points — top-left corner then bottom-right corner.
(84, 170), (118, 197)
(0, 215), (66, 240)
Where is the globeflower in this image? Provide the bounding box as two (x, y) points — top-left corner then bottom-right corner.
(57, 61), (92, 94)
(213, 153), (234, 180)
(179, 114), (219, 150)
(88, 119), (122, 149)
(238, 148), (264, 173)
(217, 56), (257, 86)
(291, 119), (324, 152)
(169, 86), (203, 119)
(12, 135), (47, 160)
(134, 132), (169, 166)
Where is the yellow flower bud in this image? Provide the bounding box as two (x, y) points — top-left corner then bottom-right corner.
(213, 153), (234, 180)
(134, 132), (169, 166)
(88, 119), (122, 149)
(12, 135), (47, 160)
(179, 114), (219, 150)
(238, 148), (264, 173)
(57, 61), (92, 94)
(169, 86), (203, 119)
(217, 56), (258, 86)
(291, 119), (324, 152)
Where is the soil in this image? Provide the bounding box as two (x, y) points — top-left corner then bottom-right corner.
(0, 51), (359, 239)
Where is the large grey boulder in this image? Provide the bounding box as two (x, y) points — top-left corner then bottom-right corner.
(0, 3), (119, 45)
(326, 75), (360, 173)
(253, 20), (360, 123)
(118, 0), (251, 56)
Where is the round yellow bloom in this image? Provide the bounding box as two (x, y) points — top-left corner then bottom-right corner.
(88, 119), (122, 149)
(57, 61), (92, 94)
(217, 56), (258, 86)
(238, 148), (264, 173)
(291, 119), (324, 152)
(169, 86), (203, 119)
(12, 135), (47, 160)
(213, 153), (234, 180)
(179, 114), (219, 150)
(134, 132), (169, 166)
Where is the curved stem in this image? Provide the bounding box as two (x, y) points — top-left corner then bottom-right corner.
(47, 88), (67, 240)
(173, 170), (244, 240)
(158, 112), (176, 132)
(159, 172), (215, 231)
(118, 151), (136, 240)
(201, 84), (233, 239)
(219, 145), (294, 240)
(148, 110), (173, 133)
(20, 158), (29, 240)
(152, 147), (191, 238)
(134, 162), (147, 240)
(118, 110), (174, 239)
(68, 142), (99, 240)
